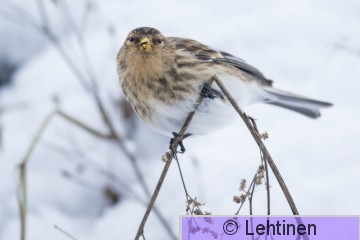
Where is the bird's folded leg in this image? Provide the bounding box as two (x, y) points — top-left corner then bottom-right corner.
(169, 132), (192, 153)
(201, 82), (224, 99)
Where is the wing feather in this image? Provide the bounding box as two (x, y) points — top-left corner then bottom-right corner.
(171, 37), (273, 86)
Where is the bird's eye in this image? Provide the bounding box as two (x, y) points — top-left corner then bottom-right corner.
(156, 38), (163, 44)
(127, 37), (135, 43)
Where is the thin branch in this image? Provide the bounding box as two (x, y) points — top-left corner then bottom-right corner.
(16, 109), (116, 240)
(55, 0), (99, 92)
(4, 2), (177, 238)
(133, 153), (172, 240)
(54, 225), (77, 240)
(261, 151), (271, 215)
(0, 2), (41, 30)
(334, 42), (360, 57)
(213, 76), (299, 215)
(216, 76), (310, 240)
(42, 139), (176, 239)
(134, 76), (216, 240)
(249, 117), (271, 215)
(40, 2), (176, 235)
(174, 154), (189, 197)
(16, 107), (176, 240)
(174, 154), (207, 216)
(57, 110), (113, 139)
(235, 174), (255, 215)
(42, 140), (144, 203)
(36, 0), (50, 32)
(33, 2), (159, 216)
(17, 111), (55, 240)
(248, 176), (256, 215)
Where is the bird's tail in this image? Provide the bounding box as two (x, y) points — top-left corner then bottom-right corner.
(262, 87), (333, 118)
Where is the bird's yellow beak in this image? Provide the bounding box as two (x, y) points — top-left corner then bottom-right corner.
(139, 37), (152, 53)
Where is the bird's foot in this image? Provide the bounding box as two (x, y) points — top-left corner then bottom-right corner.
(201, 82), (223, 99)
(169, 132), (192, 154)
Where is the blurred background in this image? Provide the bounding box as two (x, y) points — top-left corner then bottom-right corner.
(0, 0), (360, 239)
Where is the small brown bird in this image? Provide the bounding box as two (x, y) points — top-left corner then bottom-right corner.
(117, 27), (332, 149)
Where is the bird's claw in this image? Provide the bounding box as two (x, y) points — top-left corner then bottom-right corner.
(201, 82), (223, 99)
(169, 132), (192, 154)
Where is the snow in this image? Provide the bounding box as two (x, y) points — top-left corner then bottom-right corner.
(1, 0), (360, 239)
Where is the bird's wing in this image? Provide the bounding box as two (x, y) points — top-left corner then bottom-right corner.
(171, 37), (273, 86)
(215, 51), (273, 86)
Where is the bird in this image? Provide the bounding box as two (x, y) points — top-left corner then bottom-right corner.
(116, 27), (332, 152)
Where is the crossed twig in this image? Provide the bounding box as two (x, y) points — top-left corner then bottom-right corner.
(135, 75), (303, 240)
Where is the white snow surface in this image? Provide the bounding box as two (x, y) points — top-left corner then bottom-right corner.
(1, 0), (360, 239)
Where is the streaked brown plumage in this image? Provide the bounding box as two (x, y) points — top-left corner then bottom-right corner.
(117, 27), (332, 137)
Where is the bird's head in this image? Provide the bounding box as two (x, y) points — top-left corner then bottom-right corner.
(124, 27), (165, 55)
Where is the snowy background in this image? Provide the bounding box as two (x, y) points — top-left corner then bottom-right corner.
(1, 0), (360, 239)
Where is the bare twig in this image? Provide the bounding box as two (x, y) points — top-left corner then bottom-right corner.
(136, 75), (303, 239)
(174, 153), (190, 198)
(57, 111), (113, 139)
(213, 76), (299, 215)
(174, 154), (207, 216)
(43, 139), (175, 238)
(248, 175), (256, 215)
(17, 108), (176, 240)
(235, 175), (254, 214)
(17, 111), (54, 240)
(17, 109), (114, 240)
(2, 1), (176, 238)
(6, 1), (176, 237)
(133, 150), (173, 239)
(134, 76), (216, 240)
(216, 76), (310, 240)
(249, 117), (271, 215)
(54, 225), (77, 240)
(33, 4), (173, 232)
(262, 151), (271, 215)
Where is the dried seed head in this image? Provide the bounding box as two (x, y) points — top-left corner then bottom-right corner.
(261, 131), (269, 140)
(257, 164), (265, 174)
(233, 195), (241, 204)
(194, 208), (202, 215)
(239, 178), (247, 191)
(161, 151), (172, 162)
(240, 194), (247, 203)
(255, 177), (263, 185)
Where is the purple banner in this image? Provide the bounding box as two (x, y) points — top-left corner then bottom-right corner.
(181, 216), (359, 240)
